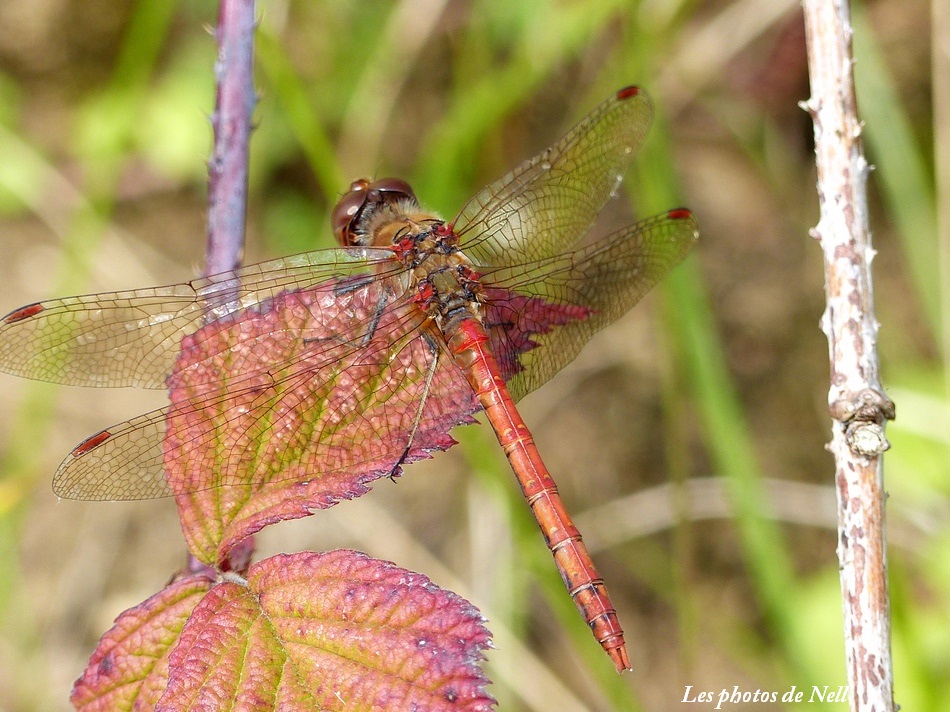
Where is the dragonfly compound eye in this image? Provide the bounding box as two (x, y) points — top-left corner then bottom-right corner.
(366, 177), (417, 205)
(332, 179), (371, 246)
(332, 178), (419, 246)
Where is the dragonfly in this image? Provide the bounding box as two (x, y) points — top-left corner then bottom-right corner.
(0, 86), (697, 673)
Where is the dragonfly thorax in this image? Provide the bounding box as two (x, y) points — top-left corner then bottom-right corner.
(393, 224), (485, 330)
(332, 177), (486, 328)
(359, 207), (443, 249)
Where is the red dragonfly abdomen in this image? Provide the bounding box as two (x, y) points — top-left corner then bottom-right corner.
(445, 317), (631, 673)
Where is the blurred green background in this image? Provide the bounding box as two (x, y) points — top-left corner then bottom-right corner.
(0, 0), (945, 710)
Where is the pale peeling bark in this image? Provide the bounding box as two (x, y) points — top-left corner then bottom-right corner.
(801, 2), (895, 710)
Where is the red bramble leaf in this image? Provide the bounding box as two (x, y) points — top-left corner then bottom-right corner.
(164, 278), (481, 563)
(156, 550), (493, 711)
(72, 552), (492, 711)
(72, 575), (212, 711)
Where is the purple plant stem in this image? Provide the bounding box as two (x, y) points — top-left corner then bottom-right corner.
(189, 0), (257, 573)
(205, 0), (256, 276)
(801, 1), (896, 710)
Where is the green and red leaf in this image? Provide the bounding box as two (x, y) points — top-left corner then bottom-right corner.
(164, 280), (480, 563)
(74, 551), (493, 711)
(72, 575), (212, 711)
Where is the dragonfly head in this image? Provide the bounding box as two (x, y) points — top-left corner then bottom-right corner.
(332, 177), (423, 247)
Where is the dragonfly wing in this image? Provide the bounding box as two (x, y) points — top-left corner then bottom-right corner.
(52, 409), (172, 499)
(452, 86), (653, 268)
(480, 209), (698, 402)
(0, 247), (396, 388)
(53, 276), (481, 500)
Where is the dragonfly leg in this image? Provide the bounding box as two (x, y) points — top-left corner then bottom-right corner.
(331, 274), (376, 296)
(360, 291), (390, 347)
(387, 329), (441, 481)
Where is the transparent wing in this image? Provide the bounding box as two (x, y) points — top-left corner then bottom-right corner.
(51, 277), (481, 500)
(0, 247), (397, 388)
(452, 86), (653, 267)
(480, 209), (698, 401)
